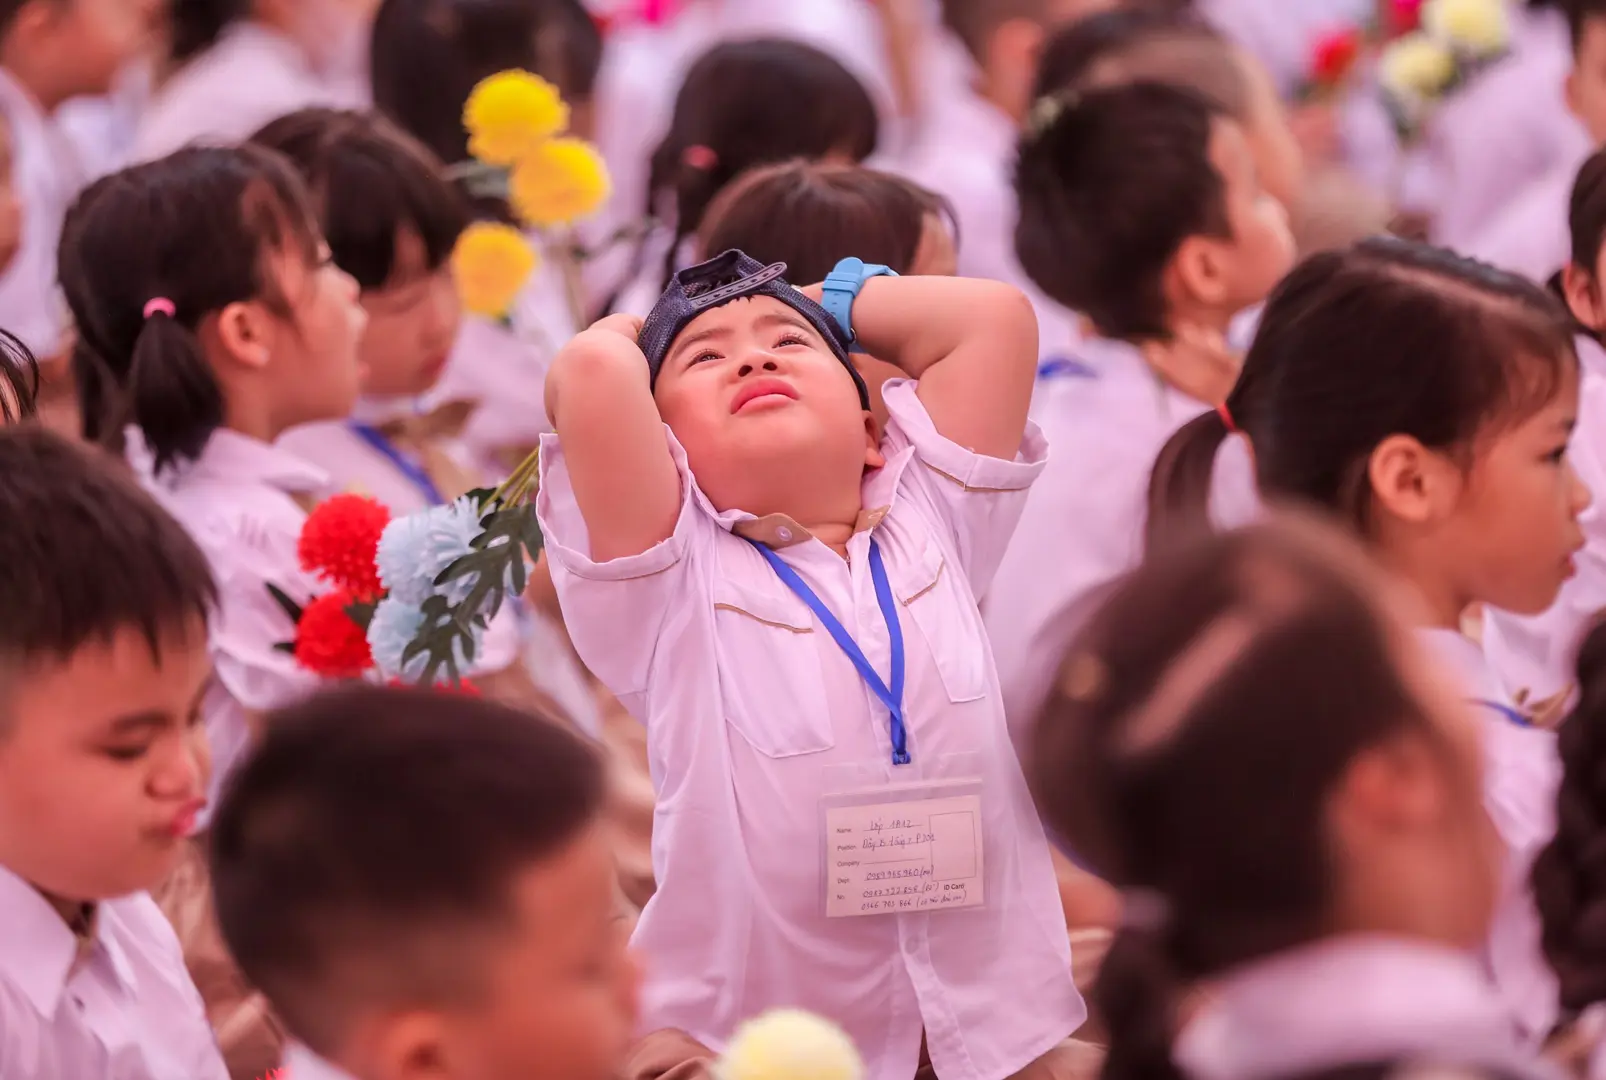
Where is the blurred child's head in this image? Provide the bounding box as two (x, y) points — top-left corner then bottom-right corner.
(167, 0), (372, 82)
(1533, 616), (1606, 1017)
(0, 328), (36, 422)
(641, 39), (879, 294)
(1561, 147), (1606, 332)
(0, 427), (215, 902)
(0, 0), (156, 108)
(1034, 7), (1304, 221)
(370, 0), (601, 166)
(1015, 81), (1294, 342)
(62, 145), (365, 473)
(1031, 516), (1501, 1080)
(938, 0), (1115, 122)
(213, 684), (634, 1080)
(696, 162), (956, 429)
(1567, 0), (1606, 146)
(640, 250), (876, 522)
(252, 108), (470, 399)
(1150, 238), (1587, 623)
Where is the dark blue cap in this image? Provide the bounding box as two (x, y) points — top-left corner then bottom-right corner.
(638, 248), (871, 410)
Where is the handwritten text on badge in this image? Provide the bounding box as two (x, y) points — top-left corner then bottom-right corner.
(825, 795), (984, 917)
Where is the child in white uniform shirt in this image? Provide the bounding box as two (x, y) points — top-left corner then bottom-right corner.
(1468, 0), (1606, 285)
(0, 427), (227, 1080)
(1149, 237), (1590, 1047)
(132, 0), (370, 161)
(986, 79), (1293, 739)
(1485, 150), (1606, 716)
(212, 684), (637, 1080)
(0, 0), (152, 358)
(537, 251), (1083, 1080)
(1030, 517), (1554, 1080)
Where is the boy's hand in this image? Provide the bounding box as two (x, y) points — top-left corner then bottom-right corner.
(1140, 323), (1242, 407)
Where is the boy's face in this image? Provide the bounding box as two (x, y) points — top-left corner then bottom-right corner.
(16, 0), (158, 105)
(0, 621), (211, 901)
(1569, 18), (1606, 145)
(358, 227), (462, 399)
(1187, 117), (1297, 318)
(425, 822), (637, 1080)
(653, 295), (880, 513)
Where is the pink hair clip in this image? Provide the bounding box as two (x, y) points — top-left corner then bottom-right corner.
(143, 297), (176, 320)
(681, 144), (718, 171)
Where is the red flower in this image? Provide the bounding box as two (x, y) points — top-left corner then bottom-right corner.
(387, 676), (482, 696)
(293, 589), (373, 678)
(1389, 0), (1424, 35)
(298, 494), (390, 597)
(1310, 28), (1361, 86)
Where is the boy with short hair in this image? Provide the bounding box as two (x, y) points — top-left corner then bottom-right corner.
(212, 684), (636, 1080)
(0, 426), (226, 1079)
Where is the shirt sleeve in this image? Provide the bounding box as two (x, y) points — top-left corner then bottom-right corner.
(535, 428), (704, 705)
(880, 379), (1048, 597)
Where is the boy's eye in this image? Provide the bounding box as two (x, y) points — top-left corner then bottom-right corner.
(1546, 445), (1569, 464)
(776, 334), (808, 348)
(690, 350), (719, 365)
(104, 744), (150, 763)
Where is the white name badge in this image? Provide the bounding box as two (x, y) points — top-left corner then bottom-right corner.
(824, 793), (985, 917)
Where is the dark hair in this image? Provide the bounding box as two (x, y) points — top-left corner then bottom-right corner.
(1032, 8), (1247, 119)
(251, 108), (470, 290)
(166, 0), (247, 67)
(628, 38), (879, 301)
(1015, 81), (1230, 341)
(0, 426), (215, 677)
(1533, 618), (1606, 1019)
(0, 328), (37, 423)
(61, 145), (323, 474)
(1146, 238), (1577, 552)
(1567, 0), (1606, 53)
(1029, 517), (1457, 1080)
(698, 162), (954, 283)
(370, 0), (602, 170)
(212, 683), (606, 1053)
(938, 0), (1057, 61)
(1568, 147), (1606, 279)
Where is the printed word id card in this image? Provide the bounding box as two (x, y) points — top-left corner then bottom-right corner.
(825, 793), (984, 917)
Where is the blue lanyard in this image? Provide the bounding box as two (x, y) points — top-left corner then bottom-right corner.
(1473, 699), (1532, 729)
(750, 537), (910, 765)
(348, 421), (445, 506)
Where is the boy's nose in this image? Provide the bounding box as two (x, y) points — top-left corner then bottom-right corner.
(736, 357), (781, 378)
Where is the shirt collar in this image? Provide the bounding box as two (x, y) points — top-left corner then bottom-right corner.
(143, 427), (330, 497)
(282, 1041), (361, 1080)
(0, 866), (137, 1019)
(1175, 935), (1536, 1080)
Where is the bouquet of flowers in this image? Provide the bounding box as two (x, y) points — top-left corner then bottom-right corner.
(449, 70), (613, 326)
(1377, 0), (1509, 142)
(1294, 27), (1363, 104)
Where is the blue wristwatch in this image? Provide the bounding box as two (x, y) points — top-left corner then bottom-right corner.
(821, 257), (898, 354)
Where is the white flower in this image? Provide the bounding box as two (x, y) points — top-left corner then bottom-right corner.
(1380, 33), (1456, 101)
(718, 1011), (863, 1080)
(367, 595), (482, 681)
(375, 496), (485, 605)
(1422, 0), (1508, 57)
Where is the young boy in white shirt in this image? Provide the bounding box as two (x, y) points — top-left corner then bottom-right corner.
(0, 426), (226, 1080)
(212, 684), (636, 1080)
(536, 250), (1084, 1080)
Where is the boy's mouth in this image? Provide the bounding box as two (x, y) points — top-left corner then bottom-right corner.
(730, 378), (799, 414)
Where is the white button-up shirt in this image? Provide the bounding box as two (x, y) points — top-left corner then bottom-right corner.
(0, 68), (82, 357)
(1176, 935), (1563, 1080)
(136, 428), (329, 808)
(1465, 149), (1587, 286)
(0, 865), (228, 1080)
(538, 381), (1084, 1080)
(1422, 627), (1561, 1046)
(985, 337), (1257, 741)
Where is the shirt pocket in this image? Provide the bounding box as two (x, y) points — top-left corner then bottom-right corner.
(895, 537), (988, 704)
(712, 577), (836, 757)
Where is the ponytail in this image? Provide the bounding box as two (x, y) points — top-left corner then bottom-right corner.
(1534, 619), (1606, 1019)
(126, 312), (225, 471)
(1145, 408), (1232, 559)
(1095, 919), (1186, 1080)
(0, 328), (37, 424)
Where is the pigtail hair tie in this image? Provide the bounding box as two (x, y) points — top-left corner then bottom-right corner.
(681, 144), (718, 170)
(143, 297), (176, 320)
(1216, 402), (1238, 434)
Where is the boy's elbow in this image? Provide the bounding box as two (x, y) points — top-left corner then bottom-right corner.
(976, 282), (1040, 360)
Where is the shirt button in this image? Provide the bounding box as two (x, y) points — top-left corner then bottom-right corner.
(776, 527), (793, 542)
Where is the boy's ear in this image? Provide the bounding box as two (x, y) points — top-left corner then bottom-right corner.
(1170, 235), (1234, 310)
(863, 413), (886, 471)
(1562, 262), (1604, 331)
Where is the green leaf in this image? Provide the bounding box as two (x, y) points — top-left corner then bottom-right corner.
(274, 641), (295, 654)
(265, 583), (305, 625)
(344, 597), (380, 630)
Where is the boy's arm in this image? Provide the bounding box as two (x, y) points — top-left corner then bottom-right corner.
(806, 276), (1039, 460)
(543, 314), (681, 562)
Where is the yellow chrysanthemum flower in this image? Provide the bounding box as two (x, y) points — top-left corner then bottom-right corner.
(463, 70), (570, 167)
(719, 1010), (863, 1080)
(1422, 0), (1508, 56)
(451, 222), (538, 319)
(1379, 32), (1456, 100)
(508, 137), (612, 228)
